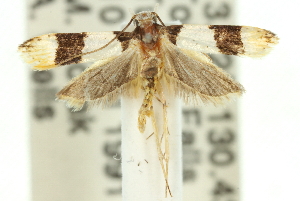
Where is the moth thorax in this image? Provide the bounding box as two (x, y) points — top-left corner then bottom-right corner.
(143, 33), (154, 43)
(141, 57), (161, 78)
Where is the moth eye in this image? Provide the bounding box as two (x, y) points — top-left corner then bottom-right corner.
(153, 16), (157, 23)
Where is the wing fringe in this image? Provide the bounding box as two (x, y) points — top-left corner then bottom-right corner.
(56, 43), (141, 111)
(163, 74), (243, 106)
(161, 38), (245, 106)
(57, 78), (141, 111)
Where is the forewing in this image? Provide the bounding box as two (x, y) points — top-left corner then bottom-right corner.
(161, 38), (244, 105)
(18, 32), (132, 70)
(166, 25), (278, 57)
(56, 41), (141, 111)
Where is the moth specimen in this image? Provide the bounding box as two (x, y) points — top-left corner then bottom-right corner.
(19, 11), (278, 196)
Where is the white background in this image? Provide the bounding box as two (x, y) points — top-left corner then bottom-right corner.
(0, 1), (299, 201)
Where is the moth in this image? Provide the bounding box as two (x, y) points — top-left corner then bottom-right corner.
(18, 10), (278, 197)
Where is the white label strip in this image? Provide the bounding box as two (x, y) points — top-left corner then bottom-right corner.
(27, 0), (239, 200)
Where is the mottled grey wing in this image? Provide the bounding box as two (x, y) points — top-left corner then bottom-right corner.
(57, 44), (141, 111)
(161, 38), (244, 105)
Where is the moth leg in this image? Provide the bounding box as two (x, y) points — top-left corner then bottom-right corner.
(155, 81), (171, 197)
(150, 103), (172, 197)
(138, 79), (172, 197)
(138, 85), (154, 133)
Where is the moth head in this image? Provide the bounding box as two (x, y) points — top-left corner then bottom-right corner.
(133, 11), (158, 28)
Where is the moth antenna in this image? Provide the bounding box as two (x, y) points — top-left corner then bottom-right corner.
(128, 7), (135, 16)
(154, 3), (159, 12)
(156, 14), (165, 26)
(56, 17), (136, 66)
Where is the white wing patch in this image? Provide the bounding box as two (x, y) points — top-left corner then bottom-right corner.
(176, 25), (218, 54)
(81, 32), (123, 63)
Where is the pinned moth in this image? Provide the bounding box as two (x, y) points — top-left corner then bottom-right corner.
(19, 11), (278, 197)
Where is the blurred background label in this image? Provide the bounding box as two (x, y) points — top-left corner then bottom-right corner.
(28, 0), (239, 200)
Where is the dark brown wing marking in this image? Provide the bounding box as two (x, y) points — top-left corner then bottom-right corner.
(165, 25), (184, 45)
(208, 25), (244, 55)
(55, 33), (87, 65)
(113, 31), (133, 51)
